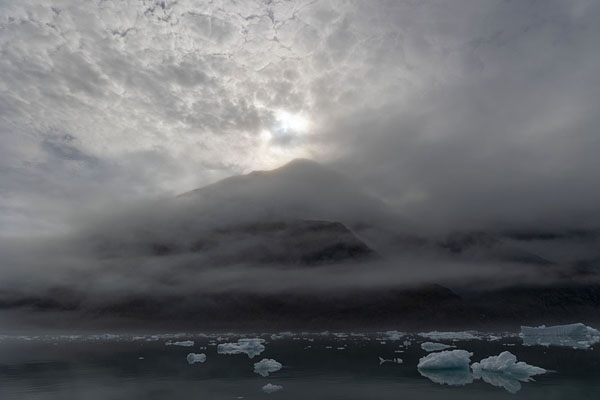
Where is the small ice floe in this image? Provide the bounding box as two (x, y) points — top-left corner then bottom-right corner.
(521, 323), (600, 349)
(217, 338), (265, 358)
(262, 383), (283, 393)
(378, 356), (403, 365)
(384, 330), (405, 341)
(271, 332), (293, 340)
(186, 353), (207, 364)
(402, 340), (411, 347)
(421, 342), (455, 352)
(417, 349), (473, 370)
(138, 357), (145, 360)
(471, 351), (546, 394)
(325, 346), (333, 349)
(418, 369), (474, 386)
(418, 331), (480, 341)
(165, 340), (194, 347)
(254, 359), (282, 377)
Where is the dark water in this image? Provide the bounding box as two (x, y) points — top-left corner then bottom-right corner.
(1, 332), (599, 399)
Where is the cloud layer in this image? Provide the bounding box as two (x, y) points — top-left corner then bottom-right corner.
(1, 0), (600, 235)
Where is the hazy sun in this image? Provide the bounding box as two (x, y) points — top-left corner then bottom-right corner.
(275, 110), (309, 133)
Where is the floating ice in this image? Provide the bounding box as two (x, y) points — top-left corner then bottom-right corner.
(217, 338), (265, 358)
(521, 323), (600, 349)
(271, 332), (293, 340)
(419, 368), (474, 386)
(384, 330), (405, 341)
(417, 349), (473, 370)
(471, 351), (546, 377)
(254, 358), (282, 377)
(421, 342), (455, 352)
(262, 383), (283, 393)
(186, 353), (207, 364)
(165, 340), (194, 347)
(471, 351), (546, 394)
(378, 356), (403, 365)
(418, 331), (480, 341)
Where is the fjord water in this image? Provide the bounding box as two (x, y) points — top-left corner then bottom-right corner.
(1, 333), (599, 399)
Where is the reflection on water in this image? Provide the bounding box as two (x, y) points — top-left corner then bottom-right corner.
(474, 370), (525, 394)
(418, 368), (474, 386)
(0, 332), (599, 399)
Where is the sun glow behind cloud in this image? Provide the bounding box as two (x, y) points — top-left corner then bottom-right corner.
(275, 110), (310, 134)
(255, 109), (313, 169)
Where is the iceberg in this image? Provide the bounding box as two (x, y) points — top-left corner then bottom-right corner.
(471, 351), (546, 377)
(418, 331), (479, 341)
(521, 323), (600, 349)
(254, 358), (282, 377)
(186, 353), (206, 364)
(418, 369), (474, 386)
(217, 338), (265, 358)
(165, 340), (194, 347)
(262, 383), (283, 393)
(421, 342), (455, 352)
(471, 351), (546, 394)
(417, 349), (473, 370)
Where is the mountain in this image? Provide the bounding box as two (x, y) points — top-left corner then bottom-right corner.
(3, 159), (600, 330)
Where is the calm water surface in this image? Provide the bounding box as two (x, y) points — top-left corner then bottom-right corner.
(1, 332), (599, 399)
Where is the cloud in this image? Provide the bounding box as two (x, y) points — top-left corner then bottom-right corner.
(1, 0), (599, 236)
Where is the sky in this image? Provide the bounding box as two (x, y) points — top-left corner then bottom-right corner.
(2, 0), (600, 236)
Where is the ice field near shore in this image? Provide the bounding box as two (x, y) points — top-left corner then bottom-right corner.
(1, 324), (600, 399)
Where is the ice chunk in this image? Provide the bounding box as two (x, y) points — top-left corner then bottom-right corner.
(384, 330), (405, 341)
(165, 340), (194, 347)
(471, 351), (546, 394)
(471, 351), (546, 377)
(421, 342), (455, 352)
(217, 338), (265, 358)
(186, 353), (207, 364)
(254, 358), (282, 377)
(378, 356), (403, 365)
(262, 383), (283, 393)
(418, 331), (480, 341)
(521, 323), (600, 349)
(419, 369), (474, 386)
(417, 349), (473, 370)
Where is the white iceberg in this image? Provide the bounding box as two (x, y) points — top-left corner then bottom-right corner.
(165, 340), (194, 347)
(471, 351), (546, 377)
(418, 369), (474, 386)
(418, 331), (480, 341)
(521, 323), (600, 349)
(471, 351), (546, 394)
(262, 383), (283, 393)
(254, 358), (282, 377)
(417, 349), (473, 370)
(217, 338), (265, 358)
(421, 342), (455, 352)
(186, 353), (206, 364)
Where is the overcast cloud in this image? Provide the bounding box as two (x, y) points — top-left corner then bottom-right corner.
(1, 0), (600, 235)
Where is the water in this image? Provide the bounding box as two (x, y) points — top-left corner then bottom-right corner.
(1, 332), (599, 399)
